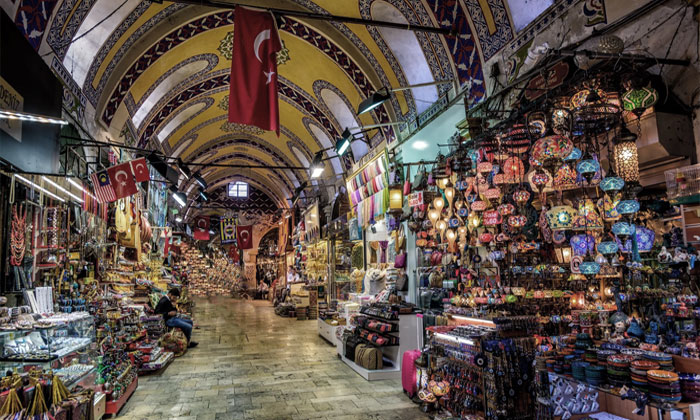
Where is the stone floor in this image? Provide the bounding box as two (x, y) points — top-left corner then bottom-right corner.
(115, 296), (428, 420)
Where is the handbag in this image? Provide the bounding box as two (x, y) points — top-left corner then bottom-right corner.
(396, 273), (408, 291)
(413, 161), (427, 190)
(403, 165), (412, 196)
(394, 252), (406, 268)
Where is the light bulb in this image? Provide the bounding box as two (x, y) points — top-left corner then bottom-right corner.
(458, 226), (467, 236)
(445, 187), (455, 216)
(437, 178), (449, 189)
(436, 220), (447, 236)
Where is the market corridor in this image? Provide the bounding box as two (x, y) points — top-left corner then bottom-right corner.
(116, 297), (425, 420)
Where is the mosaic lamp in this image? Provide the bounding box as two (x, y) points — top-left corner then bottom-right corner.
(565, 147), (582, 161)
(579, 260), (601, 277)
(546, 205), (577, 231)
(433, 197), (445, 215)
(531, 135), (575, 175)
(622, 86), (658, 118)
(428, 209), (440, 227)
(576, 152), (600, 183)
(530, 169), (551, 194)
(600, 170), (625, 194)
(513, 188), (531, 207)
(444, 187), (455, 215)
(436, 220), (448, 239)
(570, 234), (595, 256)
(597, 241), (619, 255)
(616, 199), (640, 216)
(620, 226), (655, 253)
(613, 127), (639, 183)
(612, 222), (635, 240)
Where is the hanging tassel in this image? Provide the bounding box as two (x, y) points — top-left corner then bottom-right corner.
(0, 387), (22, 416)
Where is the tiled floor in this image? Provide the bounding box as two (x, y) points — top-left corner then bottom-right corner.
(115, 296), (428, 420)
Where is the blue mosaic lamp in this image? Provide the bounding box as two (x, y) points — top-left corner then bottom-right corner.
(571, 234), (595, 256)
(616, 199), (640, 215)
(612, 222), (635, 239)
(565, 147), (582, 161)
(621, 226), (655, 253)
(597, 241), (619, 255)
(600, 173), (625, 193)
(576, 154), (600, 183)
(579, 260), (601, 276)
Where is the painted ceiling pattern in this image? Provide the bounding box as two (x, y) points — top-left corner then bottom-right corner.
(3, 0), (561, 218)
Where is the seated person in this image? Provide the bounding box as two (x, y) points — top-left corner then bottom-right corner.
(155, 288), (198, 348)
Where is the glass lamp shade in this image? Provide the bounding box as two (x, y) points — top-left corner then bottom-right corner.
(448, 217), (460, 228)
(597, 241), (619, 255)
(622, 87), (658, 116)
(389, 188), (403, 209)
(612, 221), (635, 237)
(471, 200), (487, 212)
(436, 220), (447, 236)
(570, 234), (595, 256)
(616, 199), (640, 215)
(437, 177), (450, 190)
(600, 175), (625, 192)
(428, 209), (440, 226)
(531, 135), (575, 166)
(546, 205), (577, 230)
(497, 203), (515, 216)
(457, 207), (469, 217)
(554, 164), (578, 190)
(468, 213), (481, 230)
(446, 229), (457, 248)
(613, 139), (639, 182)
(503, 157), (525, 182)
(551, 108), (571, 134)
(555, 246), (572, 264)
(477, 161), (493, 175)
(620, 226), (655, 253)
(576, 158), (600, 177)
(433, 197), (445, 214)
(492, 173), (506, 185)
(570, 88), (607, 108)
(579, 261), (601, 275)
(564, 147), (582, 161)
(484, 188), (502, 203)
(531, 169), (551, 192)
(508, 215), (527, 229)
(513, 189), (531, 205)
(458, 226), (468, 236)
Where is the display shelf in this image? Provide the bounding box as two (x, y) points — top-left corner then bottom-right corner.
(139, 351), (173, 373)
(104, 376), (138, 416)
(317, 318), (340, 345)
(341, 312), (419, 381)
(62, 366), (97, 389)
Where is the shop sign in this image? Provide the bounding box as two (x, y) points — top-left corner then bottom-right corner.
(524, 61), (570, 101)
(483, 210), (502, 226)
(408, 191), (424, 207)
(0, 76), (23, 142)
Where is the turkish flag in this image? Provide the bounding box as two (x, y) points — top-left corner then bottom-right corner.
(130, 158), (150, 182)
(237, 225), (253, 249)
(193, 216), (210, 241)
(228, 7), (282, 135)
(107, 162), (138, 200)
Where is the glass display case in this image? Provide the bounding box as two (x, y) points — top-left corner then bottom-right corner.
(333, 239), (360, 302)
(0, 314), (97, 389)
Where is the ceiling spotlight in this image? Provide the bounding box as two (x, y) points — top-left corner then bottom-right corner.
(194, 174), (207, 189)
(147, 152), (179, 184)
(310, 152), (324, 179)
(175, 216), (183, 223)
(335, 128), (353, 156)
(199, 191), (209, 201)
(177, 158), (191, 179)
(357, 80), (456, 115)
(358, 88), (391, 115)
(169, 185), (186, 207)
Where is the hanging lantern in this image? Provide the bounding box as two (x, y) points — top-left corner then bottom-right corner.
(467, 212), (481, 230)
(428, 209), (440, 227)
(612, 222), (635, 240)
(612, 128), (639, 183)
(436, 220), (448, 238)
(616, 199), (640, 216)
(530, 135), (574, 176)
(497, 203), (515, 216)
(576, 152), (600, 183)
(564, 147), (582, 162)
(570, 234), (595, 256)
(597, 241), (619, 255)
(579, 260), (601, 277)
(389, 187), (403, 210)
(484, 187), (502, 205)
(570, 88), (607, 109)
(551, 108), (571, 135)
(554, 245), (573, 264)
(513, 189), (531, 206)
(508, 214), (527, 230)
(554, 164), (578, 190)
(471, 200), (487, 212)
(437, 177), (450, 190)
(446, 229), (457, 252)
(492, 173), (506, 185)
(546, 205), (577, 231)
(444, 187), (455, 215)
(622, 86), (658, 118)
(530, 169), (552, 194)
(620, 225), (655, 253)
(600, 171), (625, 194)
(433, 197), (445, 215)
(503, 156), (525, 182)
(477, 161), (493, 175)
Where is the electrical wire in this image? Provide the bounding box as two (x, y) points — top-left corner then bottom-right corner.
(41, 0), (130, 57)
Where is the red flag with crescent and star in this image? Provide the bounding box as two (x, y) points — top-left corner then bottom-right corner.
(107, 162), (138, 200)
(228, 7), (282, 135)
(237, 225), (253, 250)
(130, 158), (150, 182)
(193, 216), (210, 241)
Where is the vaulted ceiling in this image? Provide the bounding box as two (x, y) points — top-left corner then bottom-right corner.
(4, 0), (533, 217)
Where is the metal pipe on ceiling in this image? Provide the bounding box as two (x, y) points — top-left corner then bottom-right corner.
(159, 0), (456, 35)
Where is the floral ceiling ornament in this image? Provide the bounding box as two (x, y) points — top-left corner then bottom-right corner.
(218, 31), (290, 65)
(220, 121), (265, 135)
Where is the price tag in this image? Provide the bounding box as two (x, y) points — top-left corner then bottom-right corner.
(408, 191), (423, 207)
